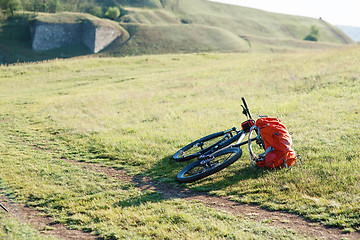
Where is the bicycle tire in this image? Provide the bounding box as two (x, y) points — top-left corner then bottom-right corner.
(172, 131), (230, 162)
(176, 147), (242, 183)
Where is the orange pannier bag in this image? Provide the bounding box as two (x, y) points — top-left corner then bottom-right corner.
(255, 117), (297, 168)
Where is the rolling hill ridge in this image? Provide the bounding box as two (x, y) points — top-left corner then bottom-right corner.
(0, 0), (354, 63)
(106, 0), (352, 56)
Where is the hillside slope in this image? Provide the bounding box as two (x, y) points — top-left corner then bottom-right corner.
(0, 0), (354, 63)
(98, 0), (353, 56)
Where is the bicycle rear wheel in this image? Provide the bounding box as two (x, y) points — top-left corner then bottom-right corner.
(172, 131), (232, 162)
(176, 148), (242, 183)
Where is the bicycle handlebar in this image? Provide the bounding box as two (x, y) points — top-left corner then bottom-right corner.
(241, 97), (253, 120)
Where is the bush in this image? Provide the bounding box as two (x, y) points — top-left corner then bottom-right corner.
(105, 6), (120, 20)
(81, 3), (103, 17)
(304, 34), (318, 41)
(304, 25), (319, 42)
(47, 0), (60, 13)
(89, 6), (102, 17)
(0, 11), (6, 20)
(0, 0), (21, 17)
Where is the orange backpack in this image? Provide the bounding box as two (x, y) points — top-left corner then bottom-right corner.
(255, 117), (297, 168)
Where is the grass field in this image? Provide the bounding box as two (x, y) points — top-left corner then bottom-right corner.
(0, 214), (56, 240)
(0, 45), (359, 238)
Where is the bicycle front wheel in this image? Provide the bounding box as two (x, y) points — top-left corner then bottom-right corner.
(176, 147), (242, 183)
(172, 131), (231, 162)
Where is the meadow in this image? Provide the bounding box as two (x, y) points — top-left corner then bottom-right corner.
(0, 45), (359, 239)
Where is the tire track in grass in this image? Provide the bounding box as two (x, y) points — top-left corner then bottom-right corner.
(0, 194), (99, 240)
(64, 159), (360, 240)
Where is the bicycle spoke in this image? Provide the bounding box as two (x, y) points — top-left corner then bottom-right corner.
(177, 147), (242, 183)
(184, 152), (235, 177)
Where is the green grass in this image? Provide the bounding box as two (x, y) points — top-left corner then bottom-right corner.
(0, 213), (56, 240)
(0, 46), (359, 238)
(34, 12), (94, 24)
(105, 23), (250, 56)
(0, 115), (307, 239)
(34, 12), (125, 29)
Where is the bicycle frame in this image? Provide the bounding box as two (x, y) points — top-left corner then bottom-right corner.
(198, 128), (258, 161)
(196, 97), (261, 162)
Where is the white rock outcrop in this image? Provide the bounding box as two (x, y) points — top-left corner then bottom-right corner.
(30, 14), (129, 53)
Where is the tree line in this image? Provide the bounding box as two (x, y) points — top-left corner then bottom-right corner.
(0, 0), (139, 18)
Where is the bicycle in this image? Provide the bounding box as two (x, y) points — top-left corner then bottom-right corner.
(172, 97), (265, 183)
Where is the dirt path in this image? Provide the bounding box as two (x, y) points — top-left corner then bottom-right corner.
(2, 159), (360, 240)
(0, 194), (99, 240)
(67, 160), (360, 240)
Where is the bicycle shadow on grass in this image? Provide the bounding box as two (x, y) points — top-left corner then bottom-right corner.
(111, 155), (272, 208)
(111, 155), (184, 208)
(185, 161), (272, 193)
(117, 155), (272, 207)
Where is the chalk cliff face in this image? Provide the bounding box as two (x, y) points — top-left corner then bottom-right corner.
(83, 24), (124, 53)
(30, 15), (129, 53)
(30, 23), (83, 51)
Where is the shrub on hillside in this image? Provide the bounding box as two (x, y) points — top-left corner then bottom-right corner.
(0, 10), (5, 20)
(304, 34), (318, 41)
(89, 6), (102, 17)
(304, 25), (319, 41)
(105, 6), (120, 20)
(81, 3), (102, 17)
(0, 0), (21, 17)
(20, 0), (61, 13)
(47, 0), (60, 13)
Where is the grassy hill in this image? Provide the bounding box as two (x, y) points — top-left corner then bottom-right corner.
(0, 0), (355, 63)
(0, 45), (359, 238)
(102, 0), (353, 56)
